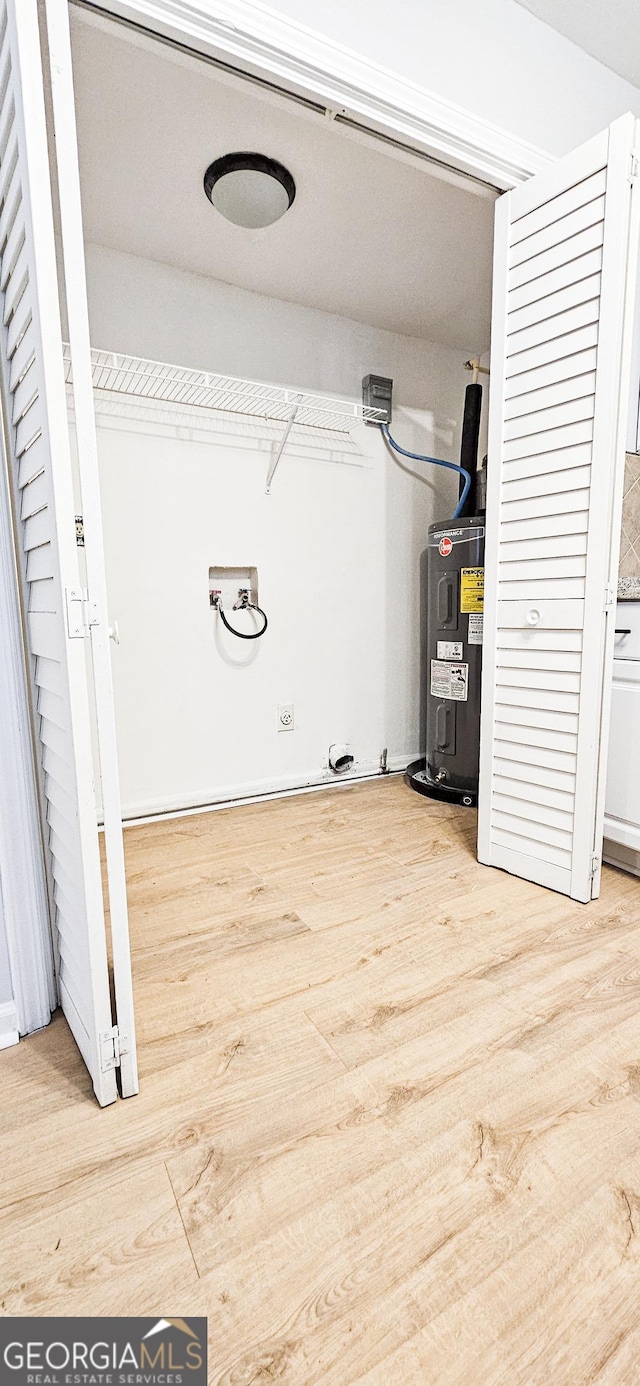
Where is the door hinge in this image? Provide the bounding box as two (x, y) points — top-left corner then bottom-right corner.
(604, 583), (615, 612)
(100, 1025), (121, 1071)
(75, 514), (85, 546)
(630, 152), (640, 184)
(99, 1024), (129, 1072)
(65, 587), (100, 638)
(590, 853), (600, 879)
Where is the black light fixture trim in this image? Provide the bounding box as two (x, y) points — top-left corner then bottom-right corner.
(203, 152), (296, 211)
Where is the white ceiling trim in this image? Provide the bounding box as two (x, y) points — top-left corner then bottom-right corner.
(77, 0), (553, 189)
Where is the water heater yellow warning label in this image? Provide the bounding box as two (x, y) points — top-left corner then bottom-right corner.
(460, 567), (484, 613)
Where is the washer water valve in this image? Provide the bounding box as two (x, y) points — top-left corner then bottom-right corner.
(210, 585), (268, 640)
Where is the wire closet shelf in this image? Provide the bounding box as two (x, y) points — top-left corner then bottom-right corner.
(63, 345), (387, 491)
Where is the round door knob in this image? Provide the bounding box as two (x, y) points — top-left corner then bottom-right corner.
(526, 608), (541, 626)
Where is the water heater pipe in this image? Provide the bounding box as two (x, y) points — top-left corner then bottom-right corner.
(464, 358), (491, 385)
(380, 423), (471, 519)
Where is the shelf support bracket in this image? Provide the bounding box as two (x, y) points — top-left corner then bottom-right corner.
(265, 398), (301, 494)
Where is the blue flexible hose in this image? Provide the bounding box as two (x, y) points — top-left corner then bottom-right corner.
(380, 421), (471, 520)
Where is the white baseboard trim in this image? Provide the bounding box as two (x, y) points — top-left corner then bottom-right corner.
(603, 834), (640, 878)
(603, 816), (640, 855)
(117, 752), (416, 825)
(0, 1000), (19, 1050)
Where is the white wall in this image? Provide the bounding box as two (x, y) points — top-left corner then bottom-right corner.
(264, 0), (640, 157)
(84, 245), (481, 816)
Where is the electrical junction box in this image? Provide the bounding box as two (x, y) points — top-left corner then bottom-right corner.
(362, 374), (393, 425)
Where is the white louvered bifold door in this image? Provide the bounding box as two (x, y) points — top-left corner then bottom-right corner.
(1, 0), (118, 1103)
(44, 0), (138, 1098)
(479, 115), (640, 903)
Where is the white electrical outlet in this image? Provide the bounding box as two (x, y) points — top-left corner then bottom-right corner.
(277, 703), (294, 731)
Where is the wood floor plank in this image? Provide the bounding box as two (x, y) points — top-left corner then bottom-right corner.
(176, 1019), (640, 1384)
(0, 1008), (344, 1222)
(0, 1163), (203, 1318)
(2, 776), (640, 1385)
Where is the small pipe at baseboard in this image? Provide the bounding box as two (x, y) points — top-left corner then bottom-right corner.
(103, 764), (410, 830)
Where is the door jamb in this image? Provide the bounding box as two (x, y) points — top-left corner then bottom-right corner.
(72, 0), (552, 190)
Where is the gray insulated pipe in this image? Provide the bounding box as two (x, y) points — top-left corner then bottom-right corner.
(457, 382), (482, 518)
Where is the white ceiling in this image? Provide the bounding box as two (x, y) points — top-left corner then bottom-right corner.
(513, 0), (640, 89)
(69, 11), (495, 350)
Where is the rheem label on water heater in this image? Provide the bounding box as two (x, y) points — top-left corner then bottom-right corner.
(431, 660), (469, 702)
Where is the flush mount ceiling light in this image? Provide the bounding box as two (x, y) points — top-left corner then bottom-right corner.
(203, 152), (296, 229)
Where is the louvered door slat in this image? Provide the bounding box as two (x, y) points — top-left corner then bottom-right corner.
(6, 296), (31, 356)
(479, 115), (640, 902)
(497, 665), (581, 692)
(502, 489), (591, 524)
(493, 791), (574, 832)
(495, 683), (580, 713)
(25, 542), (52, 581)
(0, 178), (21, 256)
(510, 161), (608, 239)
(504, 394), (596, 439)
(495, 720), (577, 754)
(501, 534), (587, 562)
(498, 555), (586, 582)
(15, 408), (40, 456)
(505, 349), (598, 399)
(501, 510), (589, 541)
(509, 222), (604, 290)
(0, 100), (13, 170)
(509, 247), (604, 312)
(17, 430), (45, 485)
(0, 52), (13, 128)
(20, 468), (47, 517)
(0, 130), (18, 200)
(13, 376), (38, 431)
(43, 769), (76, 824)
(495, 726), (577, 759)
(35, 653), (63, 695)
(498, 628), (583, 652)
(504, 420), (594, 464)
(508, 308), (600, 363)
(492, 827), (571, 871)
(505, 369), (597, 417)
(37, 685), (66, 731)
(0, 212), (22, 287)
(23, 508), (51, 550)
(508, 274), (602, 336)
(509, 195), (606, 267)
(28, 577), (55, 612)
(494, 755), (576, 792)
(502, 464), (591, 503)
(3, 259), (27, 324)
(498, 647), (582, 673)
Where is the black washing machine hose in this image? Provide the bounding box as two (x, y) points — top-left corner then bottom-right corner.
(214, 593), (268, 640)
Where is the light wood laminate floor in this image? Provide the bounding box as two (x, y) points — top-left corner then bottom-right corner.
(3, 776), (640, 1383)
